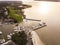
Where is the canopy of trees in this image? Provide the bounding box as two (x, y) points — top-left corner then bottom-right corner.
(11, 31), (27, 45)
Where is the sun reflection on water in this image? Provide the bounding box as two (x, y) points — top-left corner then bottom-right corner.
(38, 1), (52, 15)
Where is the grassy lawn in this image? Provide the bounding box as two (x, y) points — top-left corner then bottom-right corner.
(8, 6), (23, 23)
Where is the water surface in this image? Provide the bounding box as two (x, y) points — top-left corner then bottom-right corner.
(24, 1), (60, 45)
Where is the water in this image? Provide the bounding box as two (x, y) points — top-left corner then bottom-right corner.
(24, 1), (60, 45)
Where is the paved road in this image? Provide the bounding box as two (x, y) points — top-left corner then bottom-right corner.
(1, 40), (16, 45)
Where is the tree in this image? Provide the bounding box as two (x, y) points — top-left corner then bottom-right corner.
(11, 31), (27, 45)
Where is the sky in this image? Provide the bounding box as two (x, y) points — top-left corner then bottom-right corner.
(35, 0), (60, 2)
(0, 0), (34, 3)
(0, 0), (60, 2)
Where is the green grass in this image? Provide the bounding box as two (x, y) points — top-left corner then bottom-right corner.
(8, 7), (23, 23)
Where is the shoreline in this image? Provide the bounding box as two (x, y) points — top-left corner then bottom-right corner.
(31, 31), (45, 45)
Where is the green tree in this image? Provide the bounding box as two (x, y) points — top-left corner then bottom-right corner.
(11, 31), (27, 45)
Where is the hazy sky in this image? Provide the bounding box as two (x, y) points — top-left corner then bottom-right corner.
(0, 0), (34, 1)
(35, 0), (60, 2)
(0, 0), (34, 3)
(0, 0), (60, 2)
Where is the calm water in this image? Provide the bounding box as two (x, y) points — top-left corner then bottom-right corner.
(24, 1), (60, 45)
